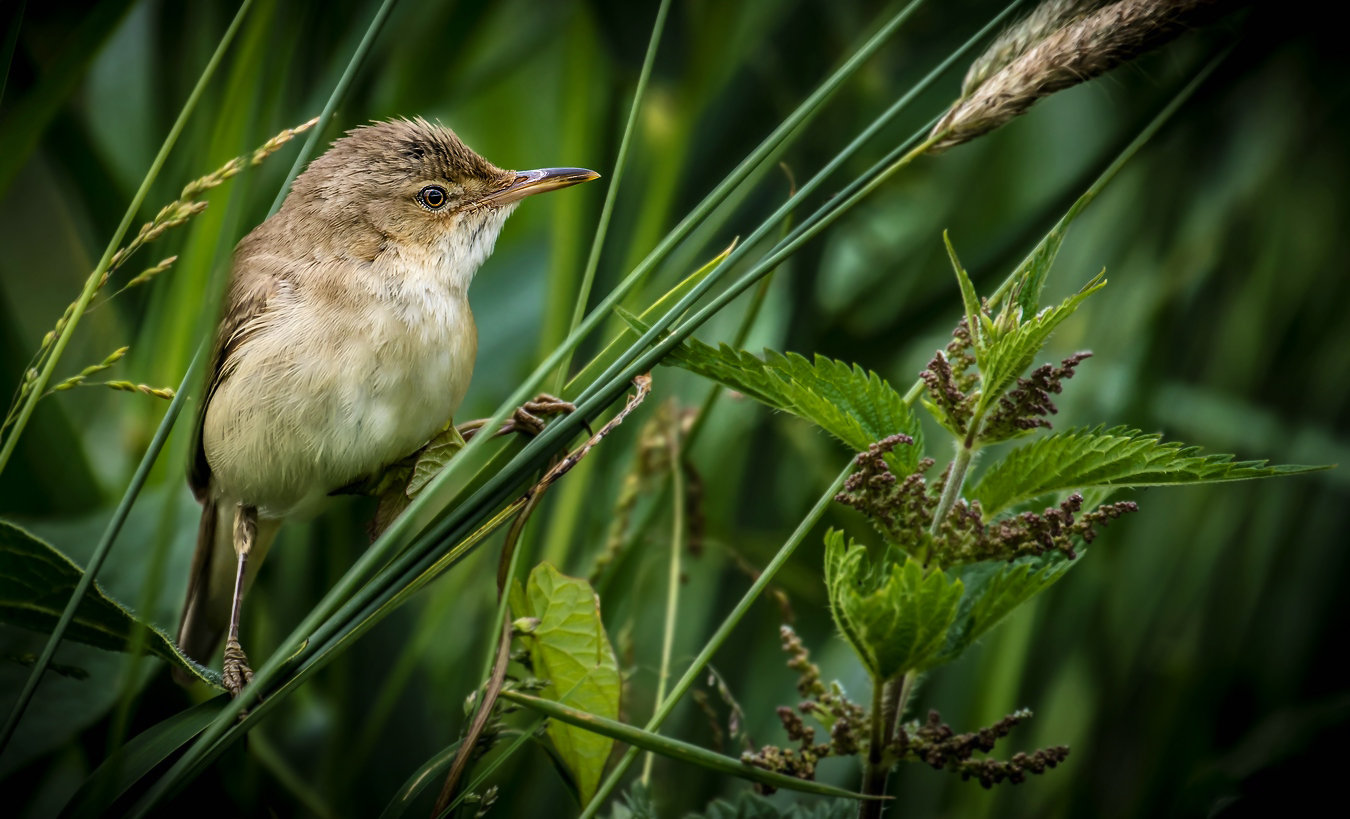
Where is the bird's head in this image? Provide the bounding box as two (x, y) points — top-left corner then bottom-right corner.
(280, 117), (597, 274)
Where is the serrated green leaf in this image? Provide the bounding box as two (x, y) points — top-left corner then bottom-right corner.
(640, 330), (922, 473)
(515, 562), (621, 805)
(971, 426), (1330, 517)
(944, 231), (986, 358)
(934, 555), (1077, 665)
(406, 424), (467, 498)
(0, 520), (221, 689)
(977, 273), (1106, 415)
(823, 530), (963, 681)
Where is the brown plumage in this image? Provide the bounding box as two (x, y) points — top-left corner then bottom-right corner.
(176, 118), (597, 690)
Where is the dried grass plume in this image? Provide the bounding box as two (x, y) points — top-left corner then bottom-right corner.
(931, 0), (1236, 153)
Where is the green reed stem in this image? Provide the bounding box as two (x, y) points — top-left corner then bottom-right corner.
(639, 408), (685, 788)
(269, 0), (399, 216)
(0, 0), (256, 757)
(579, 463), (851, 817)
(134, 5), (936, 802)
(555, 0), (672, 392)
(0, 0), (252, 480)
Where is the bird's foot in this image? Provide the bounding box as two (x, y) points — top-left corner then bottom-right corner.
(458, 394), (581, 440)
(222, 636), (254, 699)
(512, 393), (577, 436)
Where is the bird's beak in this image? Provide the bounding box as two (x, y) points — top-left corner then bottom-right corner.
(482, 167), (600, 206)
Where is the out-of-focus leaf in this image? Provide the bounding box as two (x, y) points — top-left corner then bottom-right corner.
(604, 782), (658, 819)
(378, 739), (463, 819)
(620, 312), (922, 473)
(935, 554), (1077, 664)
(970, 426), (1331, 517)
(512, 562), (620, 805)
(500, 690), (876, 801)
(823, 530), (963, 681)
(685, 789), (858, 819)
(59, 696), (228, 818)
(0, 520), (220, 688)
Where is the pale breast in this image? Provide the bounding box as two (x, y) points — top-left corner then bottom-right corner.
(203, 259), (477, 518)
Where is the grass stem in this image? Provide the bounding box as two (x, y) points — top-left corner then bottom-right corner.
(554, 0), (672, 392)
(639, 406), (685, 787)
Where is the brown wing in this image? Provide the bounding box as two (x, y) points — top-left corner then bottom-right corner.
(187, 256), (282, 502)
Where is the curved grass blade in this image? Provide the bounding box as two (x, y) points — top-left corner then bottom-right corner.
(554, 0), (673, 390)
(0, 0), (257, 741)
(0, 0), (251, 479)
(500, 691), (878, 802)
(59, 696), (227, 819)
(579, 464), (850, 816)
(379, 739), (464, 819)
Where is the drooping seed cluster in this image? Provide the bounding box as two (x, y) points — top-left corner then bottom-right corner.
(981, 351), (1092, 442)
(748, 628), (1068, 791)
(900, 709), (1070, 789)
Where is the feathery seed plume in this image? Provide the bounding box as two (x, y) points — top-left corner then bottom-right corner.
(932, 0), (1236, 153)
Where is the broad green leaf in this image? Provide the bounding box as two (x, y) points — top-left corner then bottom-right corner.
(406, 425), (468, 498)
(0, 520), (220, 688)
(976, 273), (1106, 414)
(621, 313), (922, 472)
(823, 530), (963, 681)
(500, 690), (875, 801)
(934, 555), (1076, 665)
(61, 696), (228, 818)
(686, 790), (857, 819)
(567, 241), (735, 395)
(514, 562), (621, 805)
(971, 426), (1330, 517)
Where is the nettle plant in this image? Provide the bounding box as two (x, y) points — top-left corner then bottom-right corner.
(650, 232), (1319, 813)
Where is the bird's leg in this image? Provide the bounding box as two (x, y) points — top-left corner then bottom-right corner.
(457, 393), (582, 440)
(222, 504), (257, 698)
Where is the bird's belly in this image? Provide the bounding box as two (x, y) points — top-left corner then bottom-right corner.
(203, 300), (476, 517)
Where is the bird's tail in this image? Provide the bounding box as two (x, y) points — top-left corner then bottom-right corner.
(173, 498), (277, 686)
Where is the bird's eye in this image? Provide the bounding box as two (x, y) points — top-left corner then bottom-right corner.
(418, 185), (449, 210)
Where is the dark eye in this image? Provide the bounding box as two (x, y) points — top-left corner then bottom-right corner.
(418, 185), (448, 210)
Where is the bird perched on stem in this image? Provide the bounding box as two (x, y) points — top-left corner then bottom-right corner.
(176, 118), (597, 695)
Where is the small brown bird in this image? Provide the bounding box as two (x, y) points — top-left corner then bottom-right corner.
(176, 118), (597, 693)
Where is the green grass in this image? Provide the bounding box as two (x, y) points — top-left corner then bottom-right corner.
(1, 1), (1347, 818)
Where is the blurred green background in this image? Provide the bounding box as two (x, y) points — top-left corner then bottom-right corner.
(1, 0), (1346, 816)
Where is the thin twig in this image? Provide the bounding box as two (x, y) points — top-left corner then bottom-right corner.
(432, 614), (513, 817)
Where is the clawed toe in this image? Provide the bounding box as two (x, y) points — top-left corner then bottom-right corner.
(223, 636), (254, 698)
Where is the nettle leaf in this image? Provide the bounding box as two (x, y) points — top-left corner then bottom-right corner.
(0, 520), (221, 688)
(824, 530), (963, 682)
(935, 554), (1077, 664)
(512, 562), (621, 805)
(976, 273), (1105, 415)
(628, 318), (922, 472)
(971, 426), (1329, 517)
